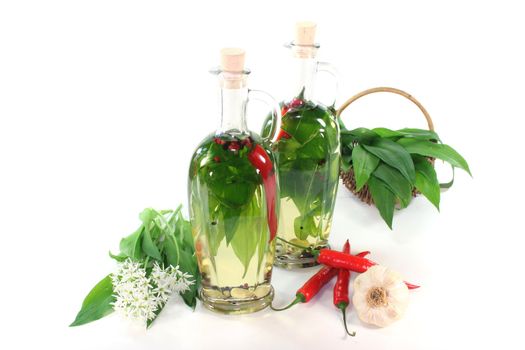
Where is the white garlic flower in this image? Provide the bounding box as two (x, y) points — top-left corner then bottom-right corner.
(111, 259), (157, 325)
(111, 259), (194, 326)
(352, 265), (409, 327)
(150, 262), (194, 302)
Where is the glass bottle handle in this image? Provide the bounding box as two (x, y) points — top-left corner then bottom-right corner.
(248, 89), (282, 144)
(316, 61), (339, 107)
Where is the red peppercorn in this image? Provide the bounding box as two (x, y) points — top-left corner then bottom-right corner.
(228, 142), (240, 151)
(241, 137), (252, 148)
(213, 156), (221, 163)
(290, 98), (304, 109)
(214, 137), (225, 145)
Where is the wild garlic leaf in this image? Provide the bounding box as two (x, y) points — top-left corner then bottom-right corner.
(344, 127), (379, 145)
(230, 195), (261, 277)
(223, 206), (241, 245)
(146, 305), (165, 328)
(397, 138), (471, 176)
(372, 127), (403, 139)
(119, 227), (144, 260)
(163, 234), (180, 268)
(70, 275), (115, 327)
(352, 144), (380, 191)
(414, 157), (441, 210)
(371, 128), (441, 142)
(372, 163), (413, 208)
(362, 138), (416, 184)
(142, 226), (162, 261)
(108, 251), (128, 262)
(397, 128), (441, 142)
(368, 176), (396, 229)
(177, 249), (200, 309)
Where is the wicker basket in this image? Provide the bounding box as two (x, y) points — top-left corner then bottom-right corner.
(336, 87), (435, 205)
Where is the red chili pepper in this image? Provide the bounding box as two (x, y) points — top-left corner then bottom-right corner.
(363, 256), (420, 289)
(247, 144), (277, 242)
(318, 249), (375, 273)
(281, 105), (290, 116)
(271, 265), (338, 311)
(275, 129), (291, 141)
(318, 249), (420, 290)
(333, 240), (356, 336)
(356, 251), (371, 258)
(404, 282), (420, 290)
(275, 104), (292, 141)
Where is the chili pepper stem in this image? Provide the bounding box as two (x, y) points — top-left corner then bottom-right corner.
(338, 303), (356, 337)
(270, 294), (305, 311)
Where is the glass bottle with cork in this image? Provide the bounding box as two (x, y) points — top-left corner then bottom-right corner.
(263, 22), (340, 268)
(188, 48), (281, 314)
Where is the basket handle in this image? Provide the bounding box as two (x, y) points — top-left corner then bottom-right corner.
(336, 87), (435, 131)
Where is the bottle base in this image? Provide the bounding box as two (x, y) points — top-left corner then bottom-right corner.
(274, 242), (330, 269)
(200, 286), (274, 315)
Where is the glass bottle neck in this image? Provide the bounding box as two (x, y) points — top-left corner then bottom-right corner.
(218, 86), (249, 136)
(290, 57), (316, 101)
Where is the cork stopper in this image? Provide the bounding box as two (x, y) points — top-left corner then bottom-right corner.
(220, 48), (245, 72)
(295, 21), (317, 46)
(219, 48), (247, 89)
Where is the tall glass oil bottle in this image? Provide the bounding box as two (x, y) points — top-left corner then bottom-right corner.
(263, 22), (340, 268)
(189, 48), (281, 314)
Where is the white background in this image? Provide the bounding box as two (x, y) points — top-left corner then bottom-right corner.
(1, 0), (524, 349)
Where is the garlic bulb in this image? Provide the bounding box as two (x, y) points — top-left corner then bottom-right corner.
(352, 265), (409, 327)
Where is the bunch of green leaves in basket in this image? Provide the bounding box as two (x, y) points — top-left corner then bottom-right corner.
(70, 206), (200, 328)
(339, 123), (471, 228)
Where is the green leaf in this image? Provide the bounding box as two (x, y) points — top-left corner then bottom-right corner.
(70, 275), (115, 327)
(119, 227), (143, 260)
(177, 249), (199, 308)
(368, 176), (396, 229)
(340, 154), (352, 172)
(139, 208), (158, 227)
(398, 138), (471, 175)
(372, 127), (403, 138)
(341, 127), (379, 145)
(163, 235), (180, 267)
(352, 144), (380, 191)
(414, 158), (440, 210)
(230, 197), (261, 277)
(180, 278), (199, 309)
(439, 166), (455, 189)
(108, 251), (128, 262)
(294, 215), (317, 240)
(142, 226), (162, 261)
(397, 128), (441, 142)
(372, 163), (413, 208)
(146, 305), (165, 328)
(362, 138), (416, 184)
(177, 210), (194, 251)
(223, 206), (241, 245)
